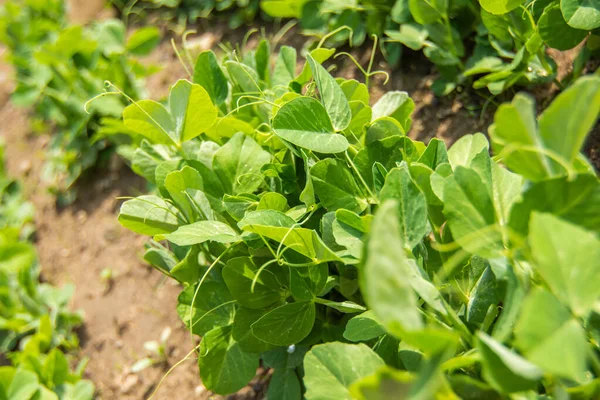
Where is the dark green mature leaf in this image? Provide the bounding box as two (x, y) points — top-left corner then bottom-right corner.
(418, 138), (448, 170)
(477, 332), (543, 394)
(193, 50), (228, 105)
(539, 4), (588, 50)
(514, 288), (588, 381)
(561, 0), (600, 30)
(354, 136), (417, 190)
(251, 301), (316, 346)
(529, 212), (600, 316)
(311, 159), (368, 213)
(304, 343), (385, 400)
(223, 257), (284, 309)
(307, 54), (351, 131)
(409, 0), (447, 23)
(213, 132), (271, 195)
(232, 307), (276, 353)
(380, 165), (428, 249)
(268, 369), (302, 400)
(177, 282), (235, 336)
(118, 195), (182, 235)
(272, 97), (349, 154)
(199, 326), (259, 395)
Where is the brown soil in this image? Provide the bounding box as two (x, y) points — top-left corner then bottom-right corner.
(1, 2), (598, 400)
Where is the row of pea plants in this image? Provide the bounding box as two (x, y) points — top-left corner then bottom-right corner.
(0, 0), (160, 203)
(114, 38), (600, 398)
(0, 141), (94, 399)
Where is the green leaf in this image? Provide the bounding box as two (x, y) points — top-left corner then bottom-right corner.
(447, 133), (489, 170)
(386, 23), (429, 51)
(303, 343), (385, 400)
(169, 80), (218, 143)
(561, 0), (600, 30)
(509, 174), (600, 236)
(539, 4), (588, 50)
(232, 307), (276, 353)
(409, 0), (447, 23)
(272, 97), (349, 154)
(213, 132), (271, 195)
(223, 257), (284, 309)
(176, 282), (235, 336)
(155, 221), (240, 245)
(193, 50), (228, 105)
(371, 91), (414, 132)
(307, 54), (351, 132)
(251, 301), (316, 346)
(164, 166), (203, 221)
(380, 165), (429, 249)
(417, 138), (448, 170)
(126, 27), (160, 56)
(268, 369), (302, 400)
(479, 0), (523, 14)
(514, 288), (588, 381)
(442, 167), (503, 257)
(273, 46), (297, 88)
(529, 212), (600, 316)
(310, 159), (368, 213)
(477, 332), (543, 394)
(343, 311), (386, 342)
(538, 75), (600, 166)
(239, 210), (342, 262)
(354, 136), (417, 190)
(260, 0), (309, 17)
(361, 201), (424, 334)
(123, 100), (174, 144)
(118, 195), (182, 235)
(199, 326), (259, 395)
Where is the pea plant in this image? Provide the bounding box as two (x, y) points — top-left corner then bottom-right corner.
(117, 39), (600, 398)
(0, 0), (160, 202)
(0, 143), (94, 400)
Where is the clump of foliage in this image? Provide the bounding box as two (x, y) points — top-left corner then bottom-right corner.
(117, 37), (600, 398)
(0, 0), (160, 202)
(115, 0), (263, 29)
(0, 144), (94, 399)
(261, 0), (599, 95)
(0, 140), (35, 239)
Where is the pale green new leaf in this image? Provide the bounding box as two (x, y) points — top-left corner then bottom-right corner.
(123, 100), (175, 144)
(561, 0), (600, 30)
(307, 54), (351, 131)
(514, 289), (588, 381)
(169, 80), (218, 143)
(529, 212), (600, 316)
(479, 0), (523, 14)
(155, 221), (240, 246)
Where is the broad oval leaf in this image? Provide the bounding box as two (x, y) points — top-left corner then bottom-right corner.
(118, 195), (182, 235)
(123, 100), (175, 144)
(223, 257), (284, 309)
(169, 80), (218, 143)
(193, 50), (228, 105)
(303, 342), (385, 400)
(310, 159), (368, 214)
(199, 326), (259, 395)
(561, 0), (600, 30)
(479, 0), (523, 14)
(155, 221), (240, 245)
(251, 301), (316, 346)
(272, 97), (349, 154)
(539, 4), (588, 50)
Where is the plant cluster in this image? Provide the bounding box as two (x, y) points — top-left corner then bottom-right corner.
(260, 0), (599, 95)
(115, 0), (263, 29)
(0, 0), (161, 202)
(0, 144), (94, 400)
(116, 40), (600, 398)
